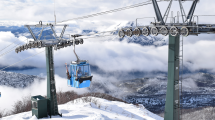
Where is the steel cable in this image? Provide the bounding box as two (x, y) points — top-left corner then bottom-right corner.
(0, 50), (45, 71)
(56, 0), (160, 24)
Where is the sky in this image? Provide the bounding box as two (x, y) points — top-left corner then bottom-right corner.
(0, 0), (215, 73)
(1, 0), (215, 114)
(0, 0), (214, 23)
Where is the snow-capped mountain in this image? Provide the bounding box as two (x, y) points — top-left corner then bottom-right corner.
(6, 21), (168, 47)
(111, 21), (168, 46)
(121, 73), (215, 113)
(0, 71), (44, 88)
(0, 97), (163, 120)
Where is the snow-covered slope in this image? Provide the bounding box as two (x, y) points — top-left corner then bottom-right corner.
(1, 97), (163, 120)
(0, 71), (44, 88)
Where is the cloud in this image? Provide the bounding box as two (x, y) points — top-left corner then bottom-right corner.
(0, 0), (214, 25)
(2, 30), (215, 73)
(183, 40), (215, 72)
(0, 73), (131, 113)
(0, 74), (89, 112)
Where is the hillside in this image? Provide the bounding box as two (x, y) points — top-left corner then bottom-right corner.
(0, 71), (44, 88)
(0, 97), (163, 120)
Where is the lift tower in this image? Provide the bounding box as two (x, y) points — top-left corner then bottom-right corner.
(15, 22), (71, 118)
(118, 0), (215, 119)
(15, 21), (85, 118)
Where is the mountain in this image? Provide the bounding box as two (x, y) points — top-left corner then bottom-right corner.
(0, 71), (44, 88)
(1, 97), (163, 120)
(120, 73), (215, 113)
(111, 21), (168, 46)
(7, 21), (168, 47)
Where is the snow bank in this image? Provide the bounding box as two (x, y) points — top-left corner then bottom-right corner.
(1, 97), (163, 120)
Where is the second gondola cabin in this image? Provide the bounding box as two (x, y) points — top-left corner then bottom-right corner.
(67, 60), (92, 88)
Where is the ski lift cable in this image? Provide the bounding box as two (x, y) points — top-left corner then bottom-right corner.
(0, 50), (45, 71)
(80, 29), (118, 37)
(82, 34), (114, 39)
(0, 28), (32, 54)
(0, 0), (160, 71)
(0, 37), (28, 53)
(0, 38), (28, 58)
(56, 0), (160, 24)
(0, 26), (45, 56)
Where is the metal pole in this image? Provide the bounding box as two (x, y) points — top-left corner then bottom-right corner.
(164, 35), (180, 120)
(46, 46), (61, 117)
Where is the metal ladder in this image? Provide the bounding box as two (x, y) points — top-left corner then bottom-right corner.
(179, 36), (184, 119)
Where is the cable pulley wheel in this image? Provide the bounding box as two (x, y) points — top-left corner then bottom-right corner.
(19, 46), (23, 51)
(18, 47), (21, 52)
(118, 29), (125, 38)
(180, 27), (189, 37)
(75, 40), (79, 45)
(151, 27), (158, 36)
(37, 41), (42, 48)
(160, 26), (168, 36)
(24, 44), (28, 50)
(28, 43), (32, 49)
(133, 28), (141, 36)
(170, 26), (178, 36)
(30, 42), (34, 48)
(79, 39), (84, 44)
(33, 42), (38, 48)
(15, 48), (18, 53)
(126, 29), (133, 37)
(142, 27), (149, 36)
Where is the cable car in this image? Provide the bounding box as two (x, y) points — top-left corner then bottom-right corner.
(66, 35), (93, 88)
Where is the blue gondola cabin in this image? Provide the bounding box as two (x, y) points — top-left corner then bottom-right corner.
(67, 61), (92, 88)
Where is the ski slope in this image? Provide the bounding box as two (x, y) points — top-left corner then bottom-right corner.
(1, 97), (163, 120)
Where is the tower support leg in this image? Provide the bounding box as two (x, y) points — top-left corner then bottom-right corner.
(164, 35), (180, 120)
(46, 46), (61, 117)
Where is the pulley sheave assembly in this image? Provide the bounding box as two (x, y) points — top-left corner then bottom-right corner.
(160, 26), (169, 36)
(117, 26), (189, 38)
(133, 28), (141, 36)
(180, 27), (189, 37)
(142, 27), (149, 36)
(151, 27), (159, 36)
(169, 26), (179, 36)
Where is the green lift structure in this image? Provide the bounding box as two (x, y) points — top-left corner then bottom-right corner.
(118, 0), (215, 119)
(16, 0), (215, 119)
(18, 23), (69, 118)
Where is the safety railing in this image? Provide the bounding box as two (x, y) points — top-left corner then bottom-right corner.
(193, 15), (215, 33)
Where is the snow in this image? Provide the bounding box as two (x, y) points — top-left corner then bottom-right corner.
(0, 97), (163, 120)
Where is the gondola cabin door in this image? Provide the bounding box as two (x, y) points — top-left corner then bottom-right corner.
(67, 61), (92, 88)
